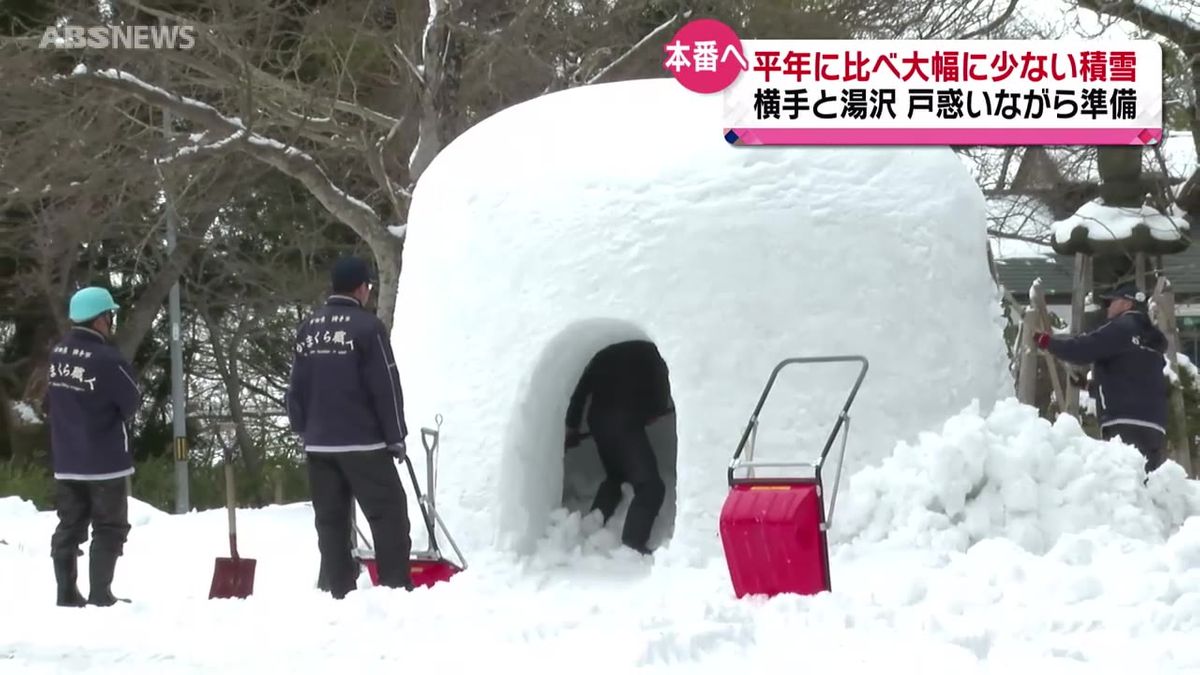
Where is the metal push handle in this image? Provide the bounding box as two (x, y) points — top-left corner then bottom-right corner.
(356, 413), (468, 572)
(413, 415), (467, 571)
(726, 356), (869, 529)
(724, 355), (868, 480)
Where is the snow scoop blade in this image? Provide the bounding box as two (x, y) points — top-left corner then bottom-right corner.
(719, 481), (829, 598)
(360, 556), (462, 589)
(209, 556), (256, 599)
(410, 557), (462, 588)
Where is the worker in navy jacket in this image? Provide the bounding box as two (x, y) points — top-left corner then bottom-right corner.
(45, 286), (142, 607)
(286, 255), (411, 598)
(1035, 282), (1169, 474)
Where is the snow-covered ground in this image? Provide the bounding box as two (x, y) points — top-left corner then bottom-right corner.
(4, 398), (1200, 673)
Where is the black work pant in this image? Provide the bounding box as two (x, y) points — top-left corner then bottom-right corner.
(1103, 423), (1167, 474)
(307, 450), (411, 598)
(588, 411), (665, 552)
(50, 477), (130, 560)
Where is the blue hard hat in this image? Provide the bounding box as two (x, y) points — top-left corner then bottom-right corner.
(68, 286), (120, 323)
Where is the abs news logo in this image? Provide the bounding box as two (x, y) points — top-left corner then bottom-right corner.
(39, 24), (196, 50)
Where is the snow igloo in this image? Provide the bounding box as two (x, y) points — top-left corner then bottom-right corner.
(394, 78), (1011, 561)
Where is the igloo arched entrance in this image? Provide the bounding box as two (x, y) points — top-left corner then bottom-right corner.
(496, 319), (677, 553)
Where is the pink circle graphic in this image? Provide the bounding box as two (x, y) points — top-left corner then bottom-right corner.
(662, 18), (746, 94)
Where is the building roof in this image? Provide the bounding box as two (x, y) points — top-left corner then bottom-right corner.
(995, 243), (1200, 300)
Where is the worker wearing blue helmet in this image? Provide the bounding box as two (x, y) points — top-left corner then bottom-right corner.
(1035, 282), (1169, 477)
(45, 286), (142, 607)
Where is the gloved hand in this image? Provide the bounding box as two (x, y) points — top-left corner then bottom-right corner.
(1033, 331), (1051, 350)
(386, 441), (406, 460)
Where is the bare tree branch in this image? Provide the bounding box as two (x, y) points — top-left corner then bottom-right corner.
(587, 10), (689, 86)
(957, 0), (1021, 39)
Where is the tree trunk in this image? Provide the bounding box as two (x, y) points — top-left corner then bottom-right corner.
(198, 305), (263, 495)
(114, 206), (221, 360)
(365, 229), (404, 333)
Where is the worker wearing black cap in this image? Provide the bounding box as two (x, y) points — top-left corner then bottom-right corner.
(1034, 282), (1169, 475)
(286, 255), (412, 597)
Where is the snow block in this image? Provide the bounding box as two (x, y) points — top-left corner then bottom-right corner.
(395, 78), (1011, 558)
(719, 481), (829, 598)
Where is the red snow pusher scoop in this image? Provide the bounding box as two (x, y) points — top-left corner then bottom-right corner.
(354, 415), (467, 589)
(719, 355), (868, 599)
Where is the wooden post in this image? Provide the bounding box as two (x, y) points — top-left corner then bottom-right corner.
(1066, 253), (1090, 416)
(1017, 307), (1039, 405)
(274, 466), (285, 504)
(1153, 277), (1193, 476)
(1031, 280), (1067, 415)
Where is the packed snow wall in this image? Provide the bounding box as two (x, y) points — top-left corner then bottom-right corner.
(394, 78), (1011, 559)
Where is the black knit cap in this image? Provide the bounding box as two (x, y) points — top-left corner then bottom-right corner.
(1098, 282), (1147, 305)
(330, 255), (374, 293)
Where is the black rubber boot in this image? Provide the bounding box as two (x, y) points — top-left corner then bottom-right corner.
(54, 555), (87, 607)
(86, 550), (129, 606)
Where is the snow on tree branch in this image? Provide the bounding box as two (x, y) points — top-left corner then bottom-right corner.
(159, 129), (246, 163)
(1134, 0), (1200, 32)
(1077, 0), (1200, 45)
(67, 64), (383, 239)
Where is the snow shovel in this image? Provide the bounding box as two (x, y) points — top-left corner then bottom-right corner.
(208, 434), (256, 599)
(357, 414), (467, 589)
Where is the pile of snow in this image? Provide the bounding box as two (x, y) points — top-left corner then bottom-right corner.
(128, 497), (168, 527)
(0, 495), (39, 520)
(396, 77), (1011, 557)
(1052, 199), (1189, 244)
(833, 398), (1200, 555)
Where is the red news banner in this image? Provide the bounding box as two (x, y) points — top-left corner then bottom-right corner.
(664, 33), (1163, 146)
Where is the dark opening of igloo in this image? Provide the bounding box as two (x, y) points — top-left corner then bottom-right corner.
(561, 340), (678, 551)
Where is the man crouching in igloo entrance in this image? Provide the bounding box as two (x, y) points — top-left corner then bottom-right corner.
(564, 340), (674, 555)
(392, 78), (1011, 562)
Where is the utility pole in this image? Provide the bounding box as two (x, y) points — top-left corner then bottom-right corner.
(163, 107), (189, 513)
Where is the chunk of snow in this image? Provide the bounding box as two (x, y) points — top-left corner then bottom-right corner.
(387, 224), (407, 238)
(397, 78), (1012, 558)
(71, 62), (88, 76)
(10, 402), (39, 425)
(1052, 199), (1189, 244)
